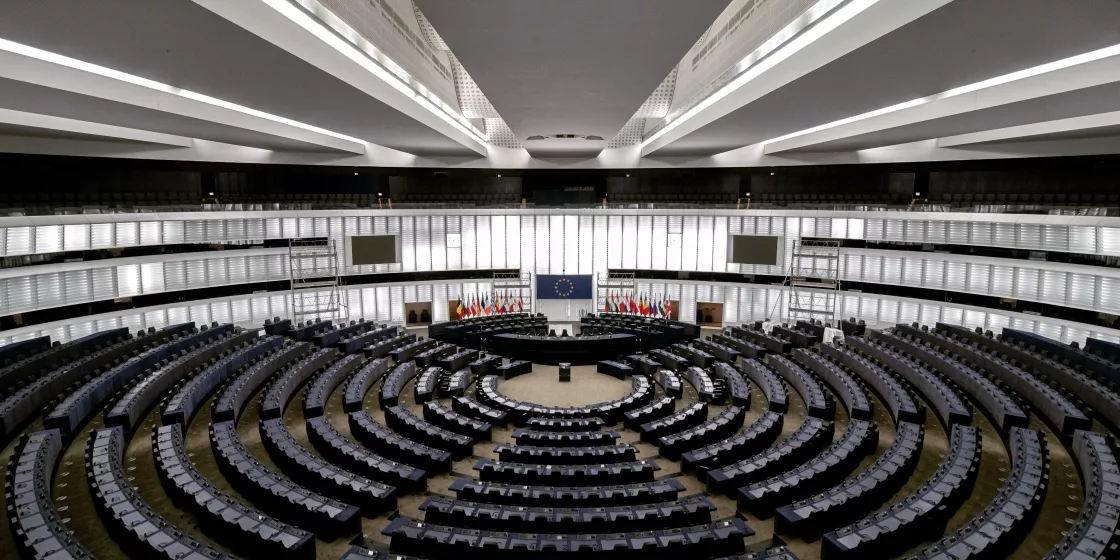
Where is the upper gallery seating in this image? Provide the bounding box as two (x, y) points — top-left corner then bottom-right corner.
(392, 189), (520, 206)
(608, 191), (738, 205)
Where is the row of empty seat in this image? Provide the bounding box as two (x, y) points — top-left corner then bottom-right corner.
(380, 515), (753, 558)
(846, 335), (971, 428)
(907, 324), (1089, 435)
(823, 424), (982, 560)
(12, 307), (1120, 560)
(740, 419), (878, 517)
(912, 426), (1048, 560)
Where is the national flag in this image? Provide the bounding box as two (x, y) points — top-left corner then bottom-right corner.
(641, 294), (650, 316)
(629, 293), (639, 314)
(665, 298), (672, 318)
(499, 292), (507, 314)
(604, 291), (611, 313)
(456, 295), (464, 318)
(517, 293), (524, 312)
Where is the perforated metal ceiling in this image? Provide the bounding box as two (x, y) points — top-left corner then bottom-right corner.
(414, 4), (521, 149)
(608, 67), (678, 148)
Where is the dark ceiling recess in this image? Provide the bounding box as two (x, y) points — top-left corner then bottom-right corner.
(525, 134), (605, 141)
(5, 153), (1120, 204)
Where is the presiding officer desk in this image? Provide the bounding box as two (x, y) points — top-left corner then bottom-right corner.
(486, 333), (637, 365)
(430, 314), (549, 349)
(580, 316), (690, 348)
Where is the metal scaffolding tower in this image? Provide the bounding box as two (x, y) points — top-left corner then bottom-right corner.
(493, 272), (533, 312)
(597, 272), (636, 311)
(786, 238), (841, 327)
(288, 238), (346, 322)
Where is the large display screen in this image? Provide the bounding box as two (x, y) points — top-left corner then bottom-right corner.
(346, 235), (401, 265)
(728, 235), (783, 265)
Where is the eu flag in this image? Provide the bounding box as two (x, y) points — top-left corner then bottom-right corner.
(536, 275), (594, 299)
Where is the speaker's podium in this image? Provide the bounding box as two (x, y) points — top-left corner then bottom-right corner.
(559, 362), (571, 382)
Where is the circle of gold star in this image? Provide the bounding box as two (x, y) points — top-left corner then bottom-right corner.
(554, 278), (574, 297)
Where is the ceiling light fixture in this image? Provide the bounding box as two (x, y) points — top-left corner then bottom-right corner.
(263, 0), (489, 145)
(0, 37), (366, 146)
(762, 42), (1120, 148)
(640, 0), (881, 151)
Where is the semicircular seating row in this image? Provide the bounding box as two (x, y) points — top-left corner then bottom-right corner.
(2, 311), (1119, 560)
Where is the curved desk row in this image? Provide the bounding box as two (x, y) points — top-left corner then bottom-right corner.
(486, 333), (637, 365)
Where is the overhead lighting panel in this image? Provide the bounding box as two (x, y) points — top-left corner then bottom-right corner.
(641, 0), (881, 150)
(262, 0), (488, 146)
(0, 37), (366, 151)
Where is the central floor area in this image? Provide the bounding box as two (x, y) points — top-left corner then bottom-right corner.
(495, 364), (633, 407)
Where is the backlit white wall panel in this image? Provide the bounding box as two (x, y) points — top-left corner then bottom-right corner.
(2, 210), (1120, 340)
(631, 279), (1120, 347)
(0, 277), (536, 345)
(839, 249), (1120, 313)
(6, 219), (1120, 318)
(0, 249), (289, 316)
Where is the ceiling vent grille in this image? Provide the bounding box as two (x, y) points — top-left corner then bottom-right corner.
(526, 134), (605, 141)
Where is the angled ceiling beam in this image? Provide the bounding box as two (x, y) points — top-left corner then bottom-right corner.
(764, 43), (1120, 154)
(641, 0), (954, 156)
(937, 110), (1120, 147)
(0, 108), (194, 146)
(190, 0), (488, 156)
(0, 39), (366, 154)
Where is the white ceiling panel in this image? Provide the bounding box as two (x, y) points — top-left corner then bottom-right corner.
(415, 0), (730, 156)
(651, 0), (1120, 156)
(0, 0), (479, 155)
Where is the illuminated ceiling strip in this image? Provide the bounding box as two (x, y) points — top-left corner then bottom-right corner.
(937, 110), (1120, 147)
(0, 108), (195, 147)
(0, 38), (364, 147)
(264, 0), (489, 145)
(763, 43), (1120, 153)
(640, 0), (879, 150)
